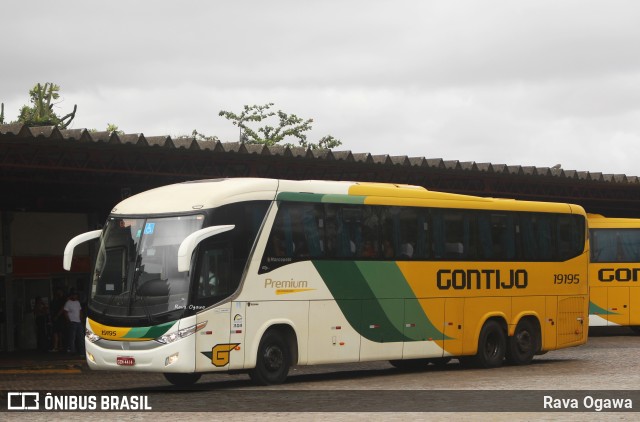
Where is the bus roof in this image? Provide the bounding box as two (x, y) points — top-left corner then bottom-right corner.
(111, 178), (585, 216)
(588, 214), (640, 228)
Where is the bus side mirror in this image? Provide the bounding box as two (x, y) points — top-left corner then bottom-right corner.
(177, 225), (235, 272)
(63, 229), (102, 271)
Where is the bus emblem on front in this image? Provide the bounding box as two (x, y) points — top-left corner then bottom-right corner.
(211, 343), (239, 367)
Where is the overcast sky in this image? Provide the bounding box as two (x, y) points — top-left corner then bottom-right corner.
(3, 1), (640, 175)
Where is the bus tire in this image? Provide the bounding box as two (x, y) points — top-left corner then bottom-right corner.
(249, 329), (291, 385)
(630, 326), (640, 335)
(507, 319), (538, 365)
(475, 319), (506, 368)
(389, 358), (429, 370)
(163, 372), (201, 387)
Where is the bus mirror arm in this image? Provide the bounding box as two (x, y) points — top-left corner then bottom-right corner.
(177, 225), (235, 272)
(63, 229), (102, 271)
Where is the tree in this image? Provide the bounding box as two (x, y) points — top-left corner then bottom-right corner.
(17, 83), (77, 128)
(218, 103), (342, 149)
(106, 123), (124, 135)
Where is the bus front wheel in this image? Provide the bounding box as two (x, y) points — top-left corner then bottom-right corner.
(507, 319), (538, 365)
(475, 320), (506, 368)
(164, 372), (201, 387)
(250, 329), (291, 385)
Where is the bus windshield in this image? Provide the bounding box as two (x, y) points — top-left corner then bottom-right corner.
(89, 214), (204, 323)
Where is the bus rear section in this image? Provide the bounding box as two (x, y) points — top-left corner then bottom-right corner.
(588, 214), (640, 332)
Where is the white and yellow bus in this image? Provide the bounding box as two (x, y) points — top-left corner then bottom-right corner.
(64, 178), (589, 386)
(588, 214), (640, 332)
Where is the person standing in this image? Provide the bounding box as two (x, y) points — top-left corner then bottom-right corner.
(64, 289), (84, 355)
(49, 288), (66, 352)
(33, 296), (50, 352)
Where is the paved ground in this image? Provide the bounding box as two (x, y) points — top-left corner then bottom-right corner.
(1, 327), (639, 420)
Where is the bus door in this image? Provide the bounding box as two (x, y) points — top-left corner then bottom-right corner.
(307, 300), (361, 364)
(403, 299), (445, 359)
(607, 287), (630, 326)
(443, 298), (464, 357)
(196, 302), (233, 372)
(631, 286), (640, 326)
(359, 298), (404, 361)
(194, 245), (235, 372)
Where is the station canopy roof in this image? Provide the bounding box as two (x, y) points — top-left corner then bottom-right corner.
(1, 123), (639, 218)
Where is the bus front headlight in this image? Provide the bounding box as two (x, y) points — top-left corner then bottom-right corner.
(85, 328), (101, 343)
(156, 321), (207, 344)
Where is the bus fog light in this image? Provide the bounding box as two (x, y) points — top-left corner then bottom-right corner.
(87, 352), (95, 363)
(165, 352), (179, 366)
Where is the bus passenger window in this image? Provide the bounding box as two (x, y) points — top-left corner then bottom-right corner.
(270, 232), (287, 257)
(195, 243), (233, 306)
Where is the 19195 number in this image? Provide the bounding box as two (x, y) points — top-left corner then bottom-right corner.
(554, 274), (580, 284)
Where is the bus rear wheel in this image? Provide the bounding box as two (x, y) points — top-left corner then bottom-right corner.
(249, 329), (291, 385)
(475, 320), (506, 368)
(507, 319), (538, 365)
(163, 372), (201, 387)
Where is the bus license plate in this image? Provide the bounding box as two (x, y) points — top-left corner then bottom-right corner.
(117, 356), (135, 366)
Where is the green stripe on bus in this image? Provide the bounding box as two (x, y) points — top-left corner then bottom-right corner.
(320, 194), (366, 204)
(276, 192), (366, 204)
(589, 301), (617, 315)
(144, 321), (176, 338)
(356, 261), (450, 340)
(312, 260), (448, 342)
(355, 261), (415, 298)
(122, 321), (175, 339)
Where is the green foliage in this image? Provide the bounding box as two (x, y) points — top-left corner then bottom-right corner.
(218, 103), (342, 149)
(302, 135), (343, 150)
(106, 123), (124, 135)
(17, 83), (77, 128)
(172, 129), (220, 143)
(191, 129), (219, 142)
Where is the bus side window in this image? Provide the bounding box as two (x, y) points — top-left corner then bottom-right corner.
(337, 206), (362, 258)
(490, 213), (516, 260)
(536, 215), (553, 261)
(431, 210), (445, 259)
(298, 204), (324, 258)
(443, 211), (465, 260)
(360, 206), (379, 258)
(618, 229), (640, 262)
(557, 215), (575, 261)
(520, 214), (539, 260)
(414, 210), (429, 259)
(195, 244), (232, 303)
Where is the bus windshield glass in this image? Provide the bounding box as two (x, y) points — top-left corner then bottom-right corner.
(89, 214), (204, 323)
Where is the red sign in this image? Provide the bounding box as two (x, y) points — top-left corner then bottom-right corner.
(116, 356), (135, 366)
